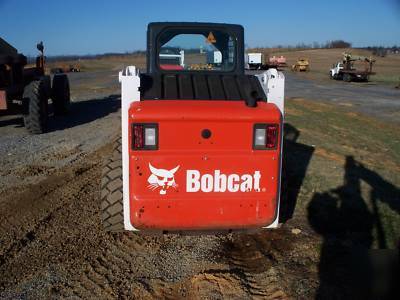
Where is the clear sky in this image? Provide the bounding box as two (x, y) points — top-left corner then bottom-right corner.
(1, 0), (399, 56)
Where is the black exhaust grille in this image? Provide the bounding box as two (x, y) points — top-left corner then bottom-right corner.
(140, 73), (266, 106)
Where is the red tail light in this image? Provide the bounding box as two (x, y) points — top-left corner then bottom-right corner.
(253, 124), (279, 150)
(132, 123), (158, 150)
(133, 125), (144, 149)
(266, 124), (278, 149)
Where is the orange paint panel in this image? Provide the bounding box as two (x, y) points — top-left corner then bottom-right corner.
(128, 100), (282, 230)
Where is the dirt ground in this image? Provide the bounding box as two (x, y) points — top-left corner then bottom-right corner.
(0, 60), (399, 299)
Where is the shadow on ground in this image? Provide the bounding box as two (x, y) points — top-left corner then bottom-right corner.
(48, 94), (120, 131)
(279, 123), (315, 222)
(308, 156), (400, 299)
(0, 94), (120, 133)
(0, 116), (24, 128)
(281, 123), (400, 298)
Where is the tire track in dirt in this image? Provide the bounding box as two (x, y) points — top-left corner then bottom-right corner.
(0, 144), (111, 297)
(0, 141), (319, 299)
(0, 157), (100, 267)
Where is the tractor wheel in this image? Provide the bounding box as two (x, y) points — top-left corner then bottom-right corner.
(52, 74), (71, 115)
(101, 137), (124, 232)
(343, 73), (352, 82)
(23, 78), (48, 134)
(41, 75), (52, 99)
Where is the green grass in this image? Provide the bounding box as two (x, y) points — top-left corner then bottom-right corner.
(370, 74), (400, 85)
(285, 98), (400, 249)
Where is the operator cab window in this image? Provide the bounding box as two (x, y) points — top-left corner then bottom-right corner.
(157, 30), (236, 72)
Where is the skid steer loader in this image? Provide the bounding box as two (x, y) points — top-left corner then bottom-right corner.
(101, 22), (285, 232)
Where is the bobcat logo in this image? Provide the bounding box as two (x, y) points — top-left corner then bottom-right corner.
(147, 163), (180, 195)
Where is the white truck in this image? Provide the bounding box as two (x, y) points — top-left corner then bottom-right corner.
(330, 53), (375, 82)
(206, 50), (222, 65)
(245, 53), (263, 70)
(330, 62), (344, 80)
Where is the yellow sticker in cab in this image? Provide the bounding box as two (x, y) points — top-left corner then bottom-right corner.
(206, 32), (216, 44)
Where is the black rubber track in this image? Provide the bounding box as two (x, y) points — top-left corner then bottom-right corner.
(100, 138), (124, 231)
(23, 79), (48, 134)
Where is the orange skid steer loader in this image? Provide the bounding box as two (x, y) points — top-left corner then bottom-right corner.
(101, 22), (285, 232)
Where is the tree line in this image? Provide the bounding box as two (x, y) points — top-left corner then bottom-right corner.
(27, 41), (399, 62)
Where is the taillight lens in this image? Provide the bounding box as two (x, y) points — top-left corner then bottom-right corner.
(253, 124), (279, 150)
(133, 125), (144, 149)
(266, 124), (278, 149)
(132, 123), (158, 150)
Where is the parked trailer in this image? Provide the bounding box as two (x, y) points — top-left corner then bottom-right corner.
(268, 56), (287, 68)
(0, 38), (70, 134)
(245, 53), (263, 70)
(101, 22), (285, 232)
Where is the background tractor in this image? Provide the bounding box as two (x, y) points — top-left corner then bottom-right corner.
(50, 63), (81, 74)
(0, 38), (70, 134)
(292, 58), (310, 72)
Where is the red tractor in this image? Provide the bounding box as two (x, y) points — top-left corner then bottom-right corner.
(101, 22), (285, 232)
(0, 38), (70, 134)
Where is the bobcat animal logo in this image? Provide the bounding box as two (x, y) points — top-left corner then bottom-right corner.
(147, 163), (180, 195)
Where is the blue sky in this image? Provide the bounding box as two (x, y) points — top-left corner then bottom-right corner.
(1, 0), (399, 56)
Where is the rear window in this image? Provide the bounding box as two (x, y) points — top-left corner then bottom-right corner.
(157, 30), (236, 72)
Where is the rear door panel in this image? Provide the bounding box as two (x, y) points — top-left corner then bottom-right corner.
(128, 101), (282, 230)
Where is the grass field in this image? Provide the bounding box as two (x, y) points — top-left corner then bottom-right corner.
(284, 97), (400, 249)
(282, 97), (400, 297)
